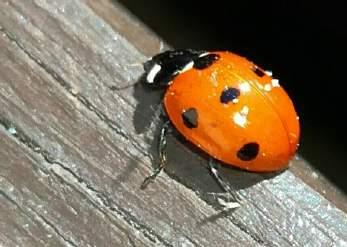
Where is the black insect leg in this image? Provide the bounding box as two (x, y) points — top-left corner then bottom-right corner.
(141, 121), (171, 189)
(208, 158), (241, 205)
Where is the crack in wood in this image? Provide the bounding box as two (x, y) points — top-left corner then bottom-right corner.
(28, 207), (79, 247)
(0, 116), (50, 160)
(0, 25), (172, 245)
(51, 164), (174, 247)
(0, 25), (150, 161)
(228, 216), (267, 246)
(0, 190), (78, 247)
(50, 163), (173, 246)
(0, 118), (173, 247)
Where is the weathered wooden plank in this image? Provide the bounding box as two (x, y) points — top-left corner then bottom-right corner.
(0, 0), (346, 246)
(84, 0), (165, 56)
(0, 129), (154, 247)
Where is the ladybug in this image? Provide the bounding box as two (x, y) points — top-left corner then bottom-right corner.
(140, 49), (300, 199)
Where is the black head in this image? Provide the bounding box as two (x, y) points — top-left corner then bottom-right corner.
(143, 49), (206, 88)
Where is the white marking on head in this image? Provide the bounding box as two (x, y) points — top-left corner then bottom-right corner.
(146, 63), (161, 83)
(239, 82), (251, 93)
(296, 116), (300, 120)
(199, 52), (210, 57)
(232, 98), (239, 104)
(264, 83), (272, 92)
(271, 78), (280, 87)
(180, 61), (194, 73)
(265, 70), (273, 76)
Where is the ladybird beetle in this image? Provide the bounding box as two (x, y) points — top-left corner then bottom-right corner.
(141, 49), (300, 197)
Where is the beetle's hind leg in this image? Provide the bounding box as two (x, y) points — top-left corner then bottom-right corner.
(141, 120), (171, 189)
(208, 158), (241, 209)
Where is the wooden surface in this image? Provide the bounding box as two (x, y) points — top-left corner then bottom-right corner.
(0, 0), (346, 246)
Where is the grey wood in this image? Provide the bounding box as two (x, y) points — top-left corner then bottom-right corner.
(0, 0), (346, 246)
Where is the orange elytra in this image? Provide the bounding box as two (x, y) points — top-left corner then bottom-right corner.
(162, 51), (300, 172)
(144, 50), (300, 173)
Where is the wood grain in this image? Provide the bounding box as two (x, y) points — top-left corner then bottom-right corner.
(0, 0), (346, 246)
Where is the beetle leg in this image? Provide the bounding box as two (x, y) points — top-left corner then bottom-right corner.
(208, 158), (241, 205)
(141, 121), (171, 189)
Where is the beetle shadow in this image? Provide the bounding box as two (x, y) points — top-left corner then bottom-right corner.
(131, 75), (282, 209)
(132, 76), (165, 135)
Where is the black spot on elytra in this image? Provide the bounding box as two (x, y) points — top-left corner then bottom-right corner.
(252, 66), (265, 77)
(193, 54), (220, 69)
(220, 87), (240, 104)
(182, 108), (198, 128)
(237, 142), (259, 161)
